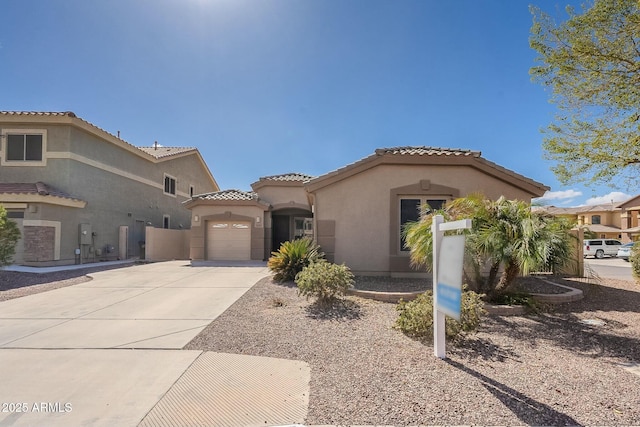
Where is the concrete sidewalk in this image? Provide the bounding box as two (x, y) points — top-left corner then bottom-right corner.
(0, 261), (310, 427)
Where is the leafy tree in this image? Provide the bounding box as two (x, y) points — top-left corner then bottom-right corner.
(403, 194), (575, 299)
(0, 206), (21, 266)
(530, 0), (640, 187)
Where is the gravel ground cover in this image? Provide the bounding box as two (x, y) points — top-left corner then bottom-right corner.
(3, 266), (638, 425)
(186, 276), (640, 426)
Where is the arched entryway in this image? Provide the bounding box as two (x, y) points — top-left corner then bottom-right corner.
(271, 208), (313, 252)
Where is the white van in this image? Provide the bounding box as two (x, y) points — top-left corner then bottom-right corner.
(583, 239), (622, 259)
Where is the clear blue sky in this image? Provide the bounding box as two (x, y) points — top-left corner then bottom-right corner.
(0, 0), (631, 206)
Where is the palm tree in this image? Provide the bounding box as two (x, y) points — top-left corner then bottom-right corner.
(404, 194), (575, 299)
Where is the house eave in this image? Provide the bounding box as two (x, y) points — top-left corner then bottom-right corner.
(0, 194), (87, 209)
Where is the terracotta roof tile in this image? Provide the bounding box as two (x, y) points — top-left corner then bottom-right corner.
(137, 146), (197, 159)
(0, 111), (77, 117)
(259, 173), (315, 182)
(376, 146), (480, 157)
(0, 182), (85, 202)
(584, 224), (621, 233)
(193, 189), (258, 201)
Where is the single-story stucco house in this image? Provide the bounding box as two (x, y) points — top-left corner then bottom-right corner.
(184, 146), (548, 275)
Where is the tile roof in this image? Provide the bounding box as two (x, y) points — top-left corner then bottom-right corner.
(583, 224), (621, 233)
(137, 146), (197, 159)
(192, 189), (258, 201)
(259, 173), (315, 182)
(306, 145), (548, 196)
(375, 146), (480, 157)
(0, 182), (85, 202)
(536, 204), (620, 215)
(0, 111), (77, 118)
(0, 111), (199, 161)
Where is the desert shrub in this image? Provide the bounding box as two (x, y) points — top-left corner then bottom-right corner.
(268, 238), (324, 283)
(395, 288), (486, 340)
(295, 261), (354, 302)
(630, 242), (640, 280)
(0, 206), (21, 266)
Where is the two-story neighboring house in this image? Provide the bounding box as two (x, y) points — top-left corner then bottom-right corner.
(0, 111), (219, 266)
(537, 203), (625, 240)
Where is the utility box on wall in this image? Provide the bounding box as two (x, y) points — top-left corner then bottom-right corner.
(79, 223), (92, 245)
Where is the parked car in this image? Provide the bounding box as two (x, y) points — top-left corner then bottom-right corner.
(617, 242), (635, 261)
(583, 239), (623, 259)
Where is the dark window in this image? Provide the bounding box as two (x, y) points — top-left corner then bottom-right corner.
(189, 185), (194, 197)
(399, 198), (446, 251)
(164, 175), (176, 195)
(6, 210), (25, 219)
(7, 134), (43, 161)
(163, 216), (170, 229)
(400, 199), (420, 250)
(425, 199), (445, 212)
(592, 215), (601, 225)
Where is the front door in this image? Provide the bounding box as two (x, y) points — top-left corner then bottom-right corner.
(272, 215), (290, 252)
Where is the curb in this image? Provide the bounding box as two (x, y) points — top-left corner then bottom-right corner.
(345, 288), (422, 303)
(347, 278), (584, 314)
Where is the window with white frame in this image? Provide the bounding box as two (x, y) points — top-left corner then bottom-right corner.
(399, 197), (446, 251)
(163, 174), (176, 196)
(2, 129), (47, 166)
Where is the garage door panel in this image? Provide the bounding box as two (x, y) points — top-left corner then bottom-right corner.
(206, 222), (251, 261)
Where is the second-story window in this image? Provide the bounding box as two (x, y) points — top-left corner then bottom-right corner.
(592, 215), (601, 225)
(164, 174), (176, 196)
(2, 130), (47, 166)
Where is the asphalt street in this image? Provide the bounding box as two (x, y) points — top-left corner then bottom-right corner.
(584, 257), (634, 282)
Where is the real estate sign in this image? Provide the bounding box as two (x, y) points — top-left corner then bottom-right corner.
(436, 234), (465, 320)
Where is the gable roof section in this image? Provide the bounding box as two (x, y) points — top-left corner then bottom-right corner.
(183, 189), (269, 210)
(260, 173), (315, 182)
(537, 204), (621, 215)
(0, 111), (219, 191)
(304, 146), (549, 197)
(137, 146), (198, 159)
(0, 182), (86, 208)
(251, 172), (315, 190)
(617, 194), (640, 210)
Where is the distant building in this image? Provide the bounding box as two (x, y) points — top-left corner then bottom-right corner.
(536, 197), (640, 242)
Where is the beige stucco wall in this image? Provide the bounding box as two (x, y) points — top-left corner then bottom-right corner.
(189, 204), (268, 261)
(255, 185), (310, 211)
(312, 164), (541, 275)
(144, 227), (191, 261)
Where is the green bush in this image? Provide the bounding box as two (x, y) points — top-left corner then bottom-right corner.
(0, 206), (21, 266)
(295, 261), (354, 302)
(630, 242), (640, 280)
(394, 288), (486, 340)
(267, 238), (324, 283)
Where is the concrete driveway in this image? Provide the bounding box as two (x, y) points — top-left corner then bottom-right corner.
(1, 261), (265, 349)
(0, 261), (310, 427)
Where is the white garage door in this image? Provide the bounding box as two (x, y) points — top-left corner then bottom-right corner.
(206, 221), (251, 261)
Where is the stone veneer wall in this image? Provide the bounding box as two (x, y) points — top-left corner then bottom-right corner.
(23, 226), (55, 262)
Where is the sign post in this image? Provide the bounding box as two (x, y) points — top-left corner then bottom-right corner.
(432, 215), (472, 359)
